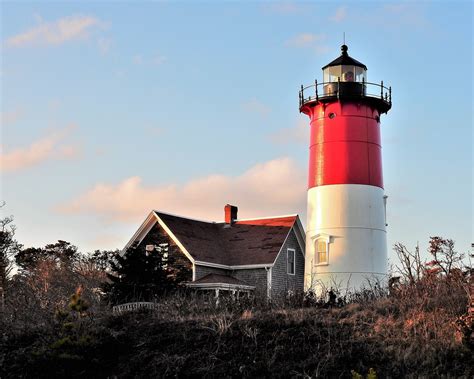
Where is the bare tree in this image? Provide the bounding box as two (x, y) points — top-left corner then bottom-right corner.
(393, 242), (424, 285)
(427, 236), (465, 276)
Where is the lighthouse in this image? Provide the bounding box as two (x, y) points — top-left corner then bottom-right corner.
(299, 44), (392, 294)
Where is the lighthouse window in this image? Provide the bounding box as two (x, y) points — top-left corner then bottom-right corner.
(355, 66), (366, 82)
(316, 240), (328, 265)
(328, 112), (336, 119)
(287, 248), (295, 275)
(324, 66), (342, 82)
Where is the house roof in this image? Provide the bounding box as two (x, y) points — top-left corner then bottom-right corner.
(186, 273), (255, 291)
(154, 211), (299, 266)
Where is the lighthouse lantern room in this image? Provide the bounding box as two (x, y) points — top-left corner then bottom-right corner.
(299, 44), (392, 294)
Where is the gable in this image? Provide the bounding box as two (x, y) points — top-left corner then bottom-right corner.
(122, 211), (195, 264)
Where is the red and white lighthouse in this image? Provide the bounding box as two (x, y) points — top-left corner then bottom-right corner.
(299, 45), (392, 293)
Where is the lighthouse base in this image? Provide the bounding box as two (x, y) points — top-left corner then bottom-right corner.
(304, 184), (388, 295)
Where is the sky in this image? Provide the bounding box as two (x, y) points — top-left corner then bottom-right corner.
(1, 1), (472, 265)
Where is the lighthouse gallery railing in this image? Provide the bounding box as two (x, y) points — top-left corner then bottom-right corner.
(299, 80), (392, 110)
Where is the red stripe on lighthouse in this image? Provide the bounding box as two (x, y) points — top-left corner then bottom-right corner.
(306, 102), (383, 189)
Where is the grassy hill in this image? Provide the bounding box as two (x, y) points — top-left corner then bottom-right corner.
(2, 279), (473, 378)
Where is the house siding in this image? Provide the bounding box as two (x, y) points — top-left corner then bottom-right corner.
(137, 222), (193, 282)
(195, 265), (229, 280)
(195, 265), (268, 297)
(231, 268), (268, 298)
(271, 228), (305, 298)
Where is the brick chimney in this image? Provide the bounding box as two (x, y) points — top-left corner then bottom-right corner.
(224, 204), (238, 225)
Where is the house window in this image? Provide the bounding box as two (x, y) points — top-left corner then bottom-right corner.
(287, 248), (295, 275)
(158, 243), (169, 267)
(316, 239), (328, 265)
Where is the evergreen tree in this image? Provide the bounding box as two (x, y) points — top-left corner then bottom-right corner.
(104, 242), (189, 304)
(15, 240), (79, 272)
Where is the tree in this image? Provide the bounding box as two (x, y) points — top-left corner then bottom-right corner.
(393, 242), (424, 285)
(426, 236), (464, 276)
(15, 240), (79, 272)
(74, 249), (118, 299)
(10, 241), (96, 313)
(104, 242), (190, 304)
(394, 236), (468, 285)
(0, 207), (22, 310)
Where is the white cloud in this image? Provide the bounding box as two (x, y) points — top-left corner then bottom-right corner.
(269, 118), (309, 145)
(97, 37), (112, 55)
(152, 55), (166, 65)
(146, 126), (165, 136)
(284, 33), (328, 54)
(132, 55), (144, 65)
(262, 2), (305, 14)
(5, 15), (102, 47)
(0, 124), (81, 172)
(242, 98), (271, 117)
(88, 233), (123, 250)
(1, 108), (24, 125)
(133, 54), (166, 66)
(57, 157), (307, 223)
(285, 33), (321, 48)
(381, 3), (428, 27)
(330, 6), (347, 22)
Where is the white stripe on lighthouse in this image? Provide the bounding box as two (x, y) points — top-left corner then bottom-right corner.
(304, 184), (388, 293)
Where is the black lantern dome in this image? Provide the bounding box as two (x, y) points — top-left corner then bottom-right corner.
(322, 45), (367, 83)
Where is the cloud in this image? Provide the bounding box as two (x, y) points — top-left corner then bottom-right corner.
(1, 108), (24, 125)
(242, 98), (271, 117)
(5, 15), (102, 47)
(146, 126), (165, 137)
(285, 33), (322, 48)
(381, 3), (428, 27)
(330, 6), (347, 22)
(133, 54), (167, 66)
(57, 157), (307, 223)
(152, 55), (166, 65)
(269, 119), (309, 145)
(284, 33), (328, 53)
(0, 124), (81, 172)
(97, 37), (112, 55)
(344, 3), (429, 30)
(261, 2), (305, 14)
(88, 234), (123, 250)
(132, 55), (144, 65)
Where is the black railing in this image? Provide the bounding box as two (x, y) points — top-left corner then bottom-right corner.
(299, 80), (392, 111)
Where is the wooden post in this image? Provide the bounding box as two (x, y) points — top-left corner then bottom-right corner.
(215, 289), (220, 306)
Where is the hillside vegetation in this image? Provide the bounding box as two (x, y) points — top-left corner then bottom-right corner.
(1, 220), (472, 378)
(2, 275), (472, 378)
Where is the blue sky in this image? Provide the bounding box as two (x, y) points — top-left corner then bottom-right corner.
(1, 1), (472, 264)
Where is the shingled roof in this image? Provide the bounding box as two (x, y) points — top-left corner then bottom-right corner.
(155, 211), (300, 266)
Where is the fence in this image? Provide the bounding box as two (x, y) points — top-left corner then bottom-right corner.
(112, 301), (159, 315)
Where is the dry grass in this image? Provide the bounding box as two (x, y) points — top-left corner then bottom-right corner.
(1, 274), (472, 378)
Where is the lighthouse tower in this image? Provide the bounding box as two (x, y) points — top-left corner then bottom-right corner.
(299, 45), (392, 293)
